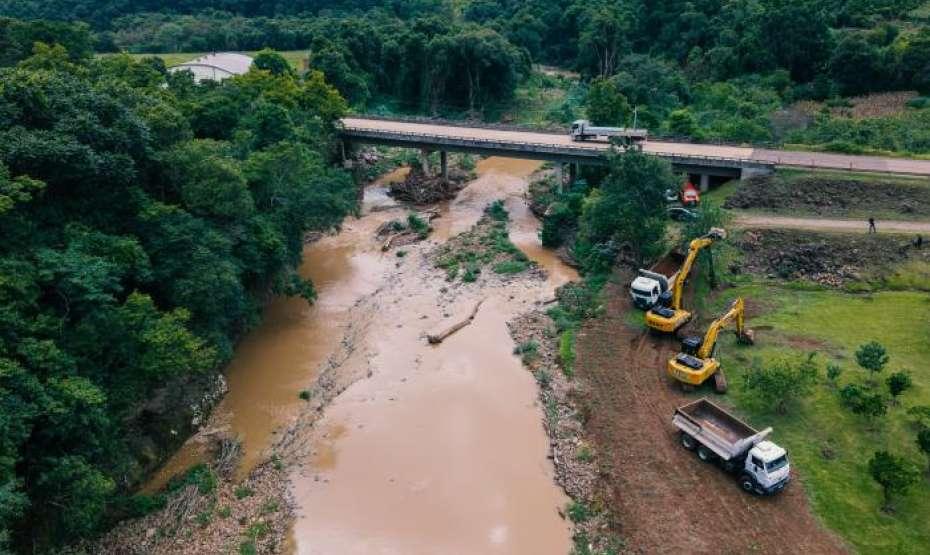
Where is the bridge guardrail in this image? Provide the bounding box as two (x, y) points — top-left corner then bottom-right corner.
(340, 126), (774, 169)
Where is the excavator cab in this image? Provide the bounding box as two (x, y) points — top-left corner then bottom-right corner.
(666, 298), (753, 394)
(680, 335), (703, 355)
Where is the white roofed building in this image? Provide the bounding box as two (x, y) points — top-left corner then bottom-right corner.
(168, 52), (254, 83)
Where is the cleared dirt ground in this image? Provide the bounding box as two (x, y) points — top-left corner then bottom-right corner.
(724, 174), (930, 220)
(573, 275), (846, 554)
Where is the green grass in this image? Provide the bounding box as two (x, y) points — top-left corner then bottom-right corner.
(559, 329), (576, 377)
(98, 50), (308, 70)
(704, 284), (930, 553)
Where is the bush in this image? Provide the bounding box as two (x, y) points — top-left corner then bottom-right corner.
(868, 450), (920, 512)
(742, 355), (818, 414)
(407, 213), (429, 238)
(168, 464), (217, 495)
(493, 260), (529, 274)
(840, 384), (888, 421)
(566, 501), (592, 523)
(514, 340), (540, 364)
(886, 372), (913, 405)
(485, 200), (508, 222)
(234, 486), (254, 499)
(826, 363), (843, 385)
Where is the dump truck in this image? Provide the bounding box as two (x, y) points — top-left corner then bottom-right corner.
(668, 297), (754, 393)
(645, 227), (726, 333)
(570, 120), (648, 147)
(629, 252), (683, 309)
(673, 398), (790, 495)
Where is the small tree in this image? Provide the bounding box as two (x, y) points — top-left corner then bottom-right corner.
(840, 384), (887, 425)
(886, 372), (913, 406)
(742, 356), (818, 414)
(856, 341), (889, 385)
(868, 451), (919, 513)
(917, 429), (930, 475)
(826, 363), (842, 388)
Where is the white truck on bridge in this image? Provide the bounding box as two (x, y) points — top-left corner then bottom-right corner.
(570, 120), (647, 148)
(674, 398), (790, 495)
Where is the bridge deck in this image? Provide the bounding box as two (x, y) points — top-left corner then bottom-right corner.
(341, 117), (930, 177)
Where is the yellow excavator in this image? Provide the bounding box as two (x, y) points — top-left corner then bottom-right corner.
(667, 297), (754, 393)
(645, 227), (726, 333)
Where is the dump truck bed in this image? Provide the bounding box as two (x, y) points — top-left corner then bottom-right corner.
(673, 398), (769, 461)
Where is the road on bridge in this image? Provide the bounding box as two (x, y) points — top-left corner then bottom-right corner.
(341, 117), (930, 176)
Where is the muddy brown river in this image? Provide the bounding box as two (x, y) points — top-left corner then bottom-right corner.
(147, 158), (576, 553)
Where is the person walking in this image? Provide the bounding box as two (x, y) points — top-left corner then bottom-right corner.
(868, 217), (876, 234)
(916, 235), (923, 249)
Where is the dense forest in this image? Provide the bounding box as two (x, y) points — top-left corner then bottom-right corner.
(0, 19), (355, 552)
(1, 0), (930, 552)
(4, 0), (928, 151)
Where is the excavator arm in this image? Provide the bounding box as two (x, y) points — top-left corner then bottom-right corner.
(670, 228), (727, 310)
(697, 298), (746, 359)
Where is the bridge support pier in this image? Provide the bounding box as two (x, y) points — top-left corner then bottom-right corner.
(419, 148), (433, 177)
(699, 173), (710, 193)
(440, 150), (448, 180)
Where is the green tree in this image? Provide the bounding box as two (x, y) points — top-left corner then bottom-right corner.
(585, 77), (631, 126)
(856, 341), (889, 385)
(840, 384), (888, 423)
(868, 450), (920, 513)
(917, 428), (930, 475)
(253, 48), (296, 77)
(886, 371), (912, 405)
(575, 150), (672, 270)
(667, 108), (699, 137)
(742, 355), (818, 415)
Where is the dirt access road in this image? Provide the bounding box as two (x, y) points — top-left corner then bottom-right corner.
(735, 215), (930, 234)
(574, 276), (846, 554)
(341, 117), (930, 176)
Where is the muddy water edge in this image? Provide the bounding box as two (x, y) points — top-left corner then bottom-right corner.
(133, 158), (578, 553)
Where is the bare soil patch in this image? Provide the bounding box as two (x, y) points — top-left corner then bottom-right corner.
(737, 228), (930, 286)
(572, 274), (846, 554)
(724, 174), (930, 219)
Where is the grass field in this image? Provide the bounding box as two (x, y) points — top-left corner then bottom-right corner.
(99, 50), (308, 69)
(698, 281), (930, 554)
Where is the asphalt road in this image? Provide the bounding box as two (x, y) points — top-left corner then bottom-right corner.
(341, 117), (930, 176)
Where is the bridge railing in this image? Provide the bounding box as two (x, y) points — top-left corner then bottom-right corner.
(345, 113), (786, 149)
(340, 126), (774, 169)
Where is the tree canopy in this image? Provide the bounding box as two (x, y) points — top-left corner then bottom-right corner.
(0, 40), (354, 551)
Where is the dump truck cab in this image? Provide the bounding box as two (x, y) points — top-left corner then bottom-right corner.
(743, 441), (791, 495)
(630, 274), (665, 309)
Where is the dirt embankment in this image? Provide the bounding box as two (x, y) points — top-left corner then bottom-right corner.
(725, 174), (930, 219)
(572, 274), (846, 554)
(737, 228), (930, 286)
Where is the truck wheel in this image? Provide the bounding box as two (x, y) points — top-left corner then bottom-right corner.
(680, 432), (696, 451)
(739, 475), (755, 493)
(697, 446), (715, 462)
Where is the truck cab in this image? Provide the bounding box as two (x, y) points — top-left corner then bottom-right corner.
(742, 441), (790, 495)
(630, 275), (662, 309)
(570, 119), (590, 141)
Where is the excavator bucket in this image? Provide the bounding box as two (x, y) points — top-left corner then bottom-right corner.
(705, 227), (727, 240)
(737, 329), (755, 345)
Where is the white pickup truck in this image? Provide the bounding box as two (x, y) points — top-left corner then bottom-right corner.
(673, 398), (790, 495)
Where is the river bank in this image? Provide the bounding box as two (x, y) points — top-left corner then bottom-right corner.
(100, 158), (583, 554)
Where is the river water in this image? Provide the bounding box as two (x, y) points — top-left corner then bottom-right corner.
(146, 158), (576, 553)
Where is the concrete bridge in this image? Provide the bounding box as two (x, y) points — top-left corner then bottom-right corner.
(340, 116), (930, 190)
